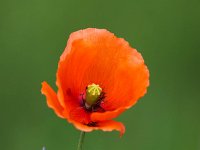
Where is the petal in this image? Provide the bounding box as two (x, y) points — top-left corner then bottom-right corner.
(91, 107), (125, 122)
(56, 29), (99, 108)
(60, 28), (107, 61)
(69, 107), (91, 124)
(41, 81), (64, 118)
(70, 120), (125, 136)
(97, 120), (125, 137)
(104, 63), (149, 110)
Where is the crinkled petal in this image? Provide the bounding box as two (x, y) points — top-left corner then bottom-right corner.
(70, 120), (125, 136)
(41, 81), (64, 118)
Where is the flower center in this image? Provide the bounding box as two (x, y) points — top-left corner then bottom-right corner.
(85, 83), (102, 109)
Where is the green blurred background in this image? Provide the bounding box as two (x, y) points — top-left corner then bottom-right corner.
(0, 0), (200, 149)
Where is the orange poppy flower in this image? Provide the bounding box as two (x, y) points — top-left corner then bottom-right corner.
(41, 28), (149, 136)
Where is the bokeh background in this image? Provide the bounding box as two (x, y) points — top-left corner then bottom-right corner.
(0, 0), (200, 149)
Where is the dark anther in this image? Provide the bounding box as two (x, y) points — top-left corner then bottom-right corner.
(92, 92), (105, 111)
(87, 122), (97, 127)
(79, 91), (106, 113)
(96, 92), (105, 105)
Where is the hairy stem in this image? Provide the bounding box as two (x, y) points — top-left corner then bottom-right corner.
(77, 131), (85, 150)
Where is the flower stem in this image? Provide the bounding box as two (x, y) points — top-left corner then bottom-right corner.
(77, 131), (85, 150)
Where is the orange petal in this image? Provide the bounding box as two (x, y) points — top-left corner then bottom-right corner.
(91, 107), (125, 122)
(60, 28), (105, 61)
(70, 120), (125, 136)
(69, 107), (91, 124)
(56, 31), (99, 109)
(41, 81), (64, 118)
(97, 120), (125, 137)
(101, 48), (149, 110)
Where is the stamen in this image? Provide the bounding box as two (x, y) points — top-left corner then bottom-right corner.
(87, 122), (97, 127)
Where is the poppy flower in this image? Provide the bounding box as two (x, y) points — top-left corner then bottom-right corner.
(41, 28), (149, 136)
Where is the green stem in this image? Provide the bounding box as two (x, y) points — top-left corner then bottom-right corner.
(77, 131), (85, 150)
